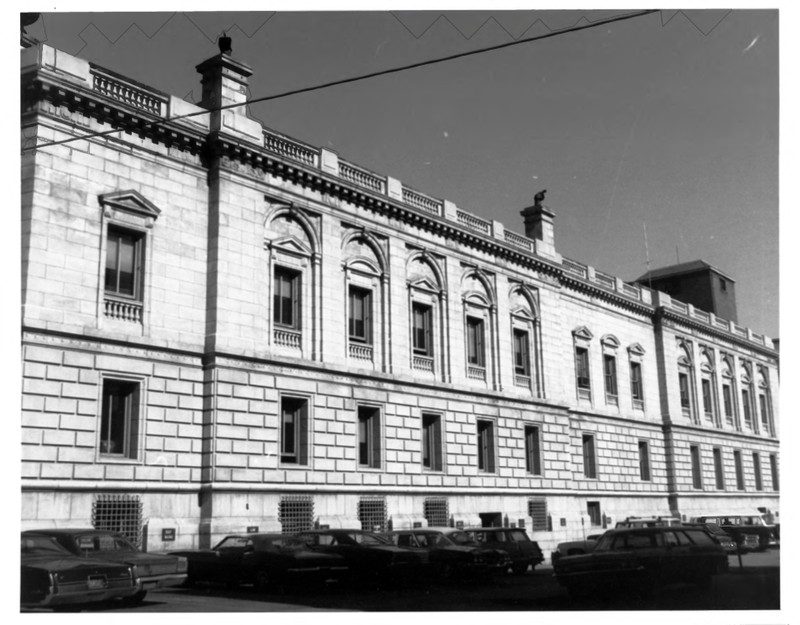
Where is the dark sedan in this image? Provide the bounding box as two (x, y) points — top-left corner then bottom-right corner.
(467, 527), (544, 574)
(171, 533), (348, 592)
(21, 533), (137, 609)
(553, 526), (729, 598)
(384, 527), (511, 580)
(296, 529), (420, 583)
(23, 528), (187, 604)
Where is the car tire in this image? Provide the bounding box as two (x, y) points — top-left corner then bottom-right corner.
(125, 590), (148, 605)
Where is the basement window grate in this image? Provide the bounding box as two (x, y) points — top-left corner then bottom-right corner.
(358, 497), (387, 532)
(92, 493), (144, 548)
(423, 497), (449, 527)
(278, 495), (315, 534)
(528, 498), (549, 531)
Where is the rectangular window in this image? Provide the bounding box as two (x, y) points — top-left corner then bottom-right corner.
(466, 317), (485, 367)
(105, 226), (144, 299)
(575, 347), (590, 392)
(734, 450), (745, 490)
(421, 413), (443, 472)
(348, 286), (372, 344)
(753, 452), (762, 491)
(280, 397), (309, 465)
(770, 454), (779, 491)
(713, 448), (725, 490)
(513, 329), (530, 376)
(722, 383), (733, 422)
(603, 354), (618, 398)
(690, 445), (703, 489)
(477, 420), (495, 472)
(100, 379), (140, 459)
(278, 496), (314, 534)
(638, 440), (651, 481)
(701, 378), (713, 415)
(92, 494), (144, 548)
(587, 501), (601, 527)
(582, 434), (597, 479)
(423, 497), (449, 527)
(357, 497), (387, 532)
(630, 361), (644, 405)
(357, 406), (381, 469)
(679, 372), (691, 409)
(758, 393), (770, 434)
(524, 425), (542, 475)
(412, 302), (433, 356)
(741, 389), (752, 428)
(273, 267), (301, 328)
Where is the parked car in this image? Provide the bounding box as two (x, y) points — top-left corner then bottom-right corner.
(466, 527), (544, 574)
(383, 527), (511, 580)
(691, 514), (778, 550)
(296, 529), (420, 583)
(551, 533), (604, 565)
(682, 522), (738, 553)
(553, 526), (729, 598)
(21, 533), (137, 609)
(23, 528), (187, 604)
(170, 533), (348, 592)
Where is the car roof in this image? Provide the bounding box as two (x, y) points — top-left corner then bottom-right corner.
(601, 526), (701, 536)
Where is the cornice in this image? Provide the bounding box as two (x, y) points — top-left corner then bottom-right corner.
(560, 273), (654, 317)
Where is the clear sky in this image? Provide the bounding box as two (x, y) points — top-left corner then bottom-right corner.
(23, 6), (780, 338)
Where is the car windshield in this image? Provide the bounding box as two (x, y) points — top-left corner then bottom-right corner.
(214, 536), (252, 550)
(348, 532), (389, 545)
(22, 535), (73, 556)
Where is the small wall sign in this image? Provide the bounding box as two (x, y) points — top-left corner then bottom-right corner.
(246, 526), (259, 533)
(456, 521), (464, 529)
(161, 528), (176, 541)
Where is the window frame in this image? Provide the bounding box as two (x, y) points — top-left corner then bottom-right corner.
(97, 375), (145, 463)
(421, 412), (444, 472)
(690, 445), (703, 490)
(524, 424), (543, 476)
(347, 285), (373, 345)
(582, 433), (597, 479)
(587, 501), (602, 527)
(638, 440), (651, 481)
(104, 225), (145, 301)
(279, 395), (311, 466)
(411, 301), (433, 357)
(713, 447), (725, 490)
(734, 450), (745, 490)
(466, 315), (486, 368)
(357, 405), (382, 470)
(476, 419), (496, 473)
(603, 353), (618, 404)
(513, 328), (531, 378)
(753, 452), (763, 491)
(769, 454), (779, 491)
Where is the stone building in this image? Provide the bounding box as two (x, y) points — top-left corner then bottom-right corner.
(20, 42), (779, 552)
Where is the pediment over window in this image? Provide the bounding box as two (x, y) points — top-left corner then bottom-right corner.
(572, 326), (594, 341)
(409, 277), (440, 293)
(269, 236), (312, 257)
(510, 306), (535, 322)
(600, 334), (620, 349)
(99, 190), (161, 220)
(346, 257), (380, 276)
(627, 343), (646, 357)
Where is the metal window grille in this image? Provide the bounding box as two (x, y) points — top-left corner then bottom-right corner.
(92, 493), (144, 547)
(278, 495), (314, 534)
(423, 497), (449, 527)
(528, 498), (549, 531)
(357, 497), (387, 532)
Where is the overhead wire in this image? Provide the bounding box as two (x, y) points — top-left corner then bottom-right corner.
(22, 9), (659, 154)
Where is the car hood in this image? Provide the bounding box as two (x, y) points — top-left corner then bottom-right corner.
(22, 554), (131, 575)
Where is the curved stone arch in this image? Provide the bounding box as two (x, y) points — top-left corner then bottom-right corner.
(676, 339), (693, 366)
(508, 283), (540, 320)
(406, 250), (445, 292)
(699, 346), (715, 373)
(460, 267), (495, 307)
(757, 365), (770, 389)
(342, 229), (387, 275)
(264, 204), (320, 254)
(720, 353), (735, 378)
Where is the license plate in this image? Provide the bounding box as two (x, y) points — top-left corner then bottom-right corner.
(87, 576), (107, 590)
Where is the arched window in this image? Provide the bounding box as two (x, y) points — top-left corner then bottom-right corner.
(461, 269), (496, 388)
(265, 203), (320, 359)
(342, 230), (387, 371)
(572, 326), (594, 403)
(407, 252), (447, 381)
(757, 366), (774, 437)
(699, 347), (719, 427)
(739, 361), (755, 432)
(720, 354), (738, 429)
(509, 284), (542, 397)
(600, 335), (620, 407)
(677, 339), (697, 423)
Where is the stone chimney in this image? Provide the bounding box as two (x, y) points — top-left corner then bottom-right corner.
(195, 35), (261, 141)
(521, 190), (556, 256)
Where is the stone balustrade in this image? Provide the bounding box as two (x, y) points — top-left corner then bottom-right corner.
(104, 298), (143, 324)
(92, 68), (166, 116)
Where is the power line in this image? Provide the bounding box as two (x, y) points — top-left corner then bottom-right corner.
(23, 9), (659, 154)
